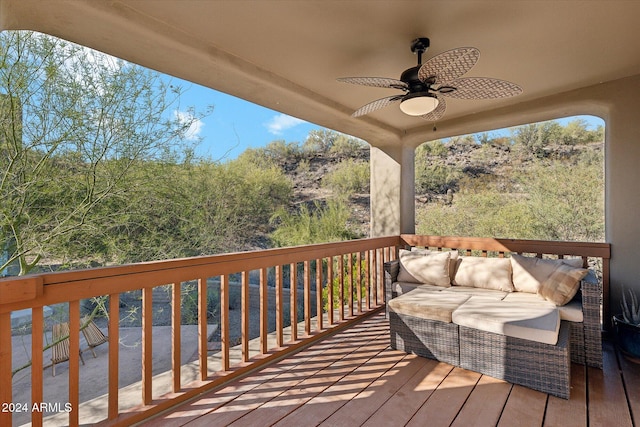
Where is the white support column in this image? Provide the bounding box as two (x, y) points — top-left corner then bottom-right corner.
(370, 144), (415, 237)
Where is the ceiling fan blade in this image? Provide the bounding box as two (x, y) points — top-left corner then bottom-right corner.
(420, 95), (447, 121)
(418, 47), (480, 85)
(352, 95), (403, 117)
(337, 77), (408, 90)
(442, 77), (523, 99)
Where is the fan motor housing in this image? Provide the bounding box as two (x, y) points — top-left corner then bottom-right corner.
(401, 66), (429, 93)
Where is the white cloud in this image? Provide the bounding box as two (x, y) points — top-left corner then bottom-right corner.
(174, 110), (204, 141)
(265, 114), (305, 135)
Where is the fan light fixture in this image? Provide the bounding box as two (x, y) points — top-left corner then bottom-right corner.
(399, 93), (439, 116)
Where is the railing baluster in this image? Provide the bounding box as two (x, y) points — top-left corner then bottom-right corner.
(338, 255), (344, 322)
(377, 248), (383, 305)
(197, 278), (207, 381)
(221, 274), (230, 370)
(276, 265), (283, 347)
(316, 258), (323, 332)
(241, 271), (250, 361)
(142, 287), (153, 405)
(31, 306), (43, 427)
(260, 268), (268, 354)
(356, 252), (362, 314)
(0, 312), (10, 427)
(327, 256), (334, 326)
(108, 293), (120, 420)
(365, 250), (371, 311)
(289, 263), (298, 342)
(348, 254), (354, 317)
(304, 260), (311, 336)
(172, 282), (181, 392)
(69, 300), (80, 427)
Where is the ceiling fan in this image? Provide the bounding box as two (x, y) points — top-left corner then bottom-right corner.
(338, 38), (522, 121)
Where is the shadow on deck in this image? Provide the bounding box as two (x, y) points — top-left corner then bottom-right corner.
(141, 312), (640, 427)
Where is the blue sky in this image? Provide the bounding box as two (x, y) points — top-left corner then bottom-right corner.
(174, 79), (604, 162)
(176, 80), (322, 161)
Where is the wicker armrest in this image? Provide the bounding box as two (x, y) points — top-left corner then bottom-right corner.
(580, 269), (603, 368)
(383, 260), (400, 304)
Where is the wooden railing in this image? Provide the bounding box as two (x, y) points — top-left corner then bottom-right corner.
(0, 236), (400, 427)
(0, 234), (612, 426)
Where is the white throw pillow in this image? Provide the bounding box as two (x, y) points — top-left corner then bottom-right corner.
(511, 254), (584, 293)
(452, 256), (514, 292)
(397, 249), (451, 287)
(411, 247), (459, 281)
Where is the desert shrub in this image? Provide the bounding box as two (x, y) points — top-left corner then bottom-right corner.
(269, 199), (360, 247)
(415, 164), (462, 194)
(520, 151), (604, 241)
(416, 140), (448, 157)
(322, 159), (370, 196)
(322, 256), (368, 312)
(329, 134), (368, 157)
(512, 121), (563, 158)
(561, 119), (604, 145)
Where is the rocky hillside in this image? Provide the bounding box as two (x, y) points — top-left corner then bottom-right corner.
(277, 139), (604, 238)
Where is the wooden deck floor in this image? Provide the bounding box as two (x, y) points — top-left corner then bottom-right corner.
(143, 312), (640, 427)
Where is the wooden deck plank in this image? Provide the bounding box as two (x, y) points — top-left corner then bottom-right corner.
(617, 348), (640, 427)
(498, 385), (547, 427)
(544, 363), (587, 427)
(247, 337), (392, 427)
(143, 319), (385, 427)
(406, 367), (482, 427)
(143, 313), (637, 427)
(319, 354), (429, 427)
(451, 375), (512, 427)
(185, 327), (390, 427)
(587, 342), (633, 427)
(361, 359), (453, 427)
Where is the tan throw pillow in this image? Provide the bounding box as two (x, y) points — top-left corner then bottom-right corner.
(538, 263), (588, 306)
(511, 254), (584, 293)
(452, 256), (514, 292)
(397, 249), (451, 287)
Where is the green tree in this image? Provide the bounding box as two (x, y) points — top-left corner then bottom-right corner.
(0, 31), (210, 275)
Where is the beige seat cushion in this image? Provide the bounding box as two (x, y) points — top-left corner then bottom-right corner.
(388, 288), (470, 323)
(510, 254), (584, 293)
(452, 256), (514, 292)
(440, 286), (507, 300)
(502, 292), (584, 322)
(452, 297), (560, 345)
(559, 299), (584, 322)
(397, 249), (451, 287)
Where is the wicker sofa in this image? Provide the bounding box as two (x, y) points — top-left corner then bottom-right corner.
(384, 247), (603, 399)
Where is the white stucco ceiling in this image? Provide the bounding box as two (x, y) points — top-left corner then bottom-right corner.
(1, 0), (639, 146)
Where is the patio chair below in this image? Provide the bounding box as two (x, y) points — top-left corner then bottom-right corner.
(81, 316), (108, 358)
(51, 322), (85, 377)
